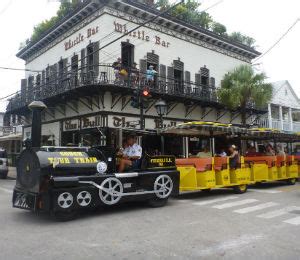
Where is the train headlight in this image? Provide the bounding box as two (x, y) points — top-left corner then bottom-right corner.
(97, 161), (107, 174)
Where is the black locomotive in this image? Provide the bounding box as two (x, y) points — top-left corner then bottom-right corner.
(12, 102), (179, 220)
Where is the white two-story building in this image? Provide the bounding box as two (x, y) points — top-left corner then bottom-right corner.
(258, 81), (300, 132)
(6, 0), (262, 156)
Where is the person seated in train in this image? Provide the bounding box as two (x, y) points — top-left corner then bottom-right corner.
(245, 145), (259, 156)
(118, 135), (142, 172)
(265, 144), (276, 156)
(276, 144), (286, 157)
(216, 149), (227, 157)
(196, 146), (211, 158)
(228, 145), (240, 169)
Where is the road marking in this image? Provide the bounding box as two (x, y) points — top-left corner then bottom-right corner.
(0, 187), (13, 194)
(212, 199), (258, 209)
(234, 202), (279, 214)
(192, 196), (238, 206)
(257, 206), (300, 219)
(249, 188), (282, 194)
(283, 216), (300, 226)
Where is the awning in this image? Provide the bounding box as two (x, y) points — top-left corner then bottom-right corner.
(0, 133), (22, 142)
(163, 121), (249, 137)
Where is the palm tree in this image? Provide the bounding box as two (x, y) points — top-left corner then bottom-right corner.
(217, 65), (273, 126)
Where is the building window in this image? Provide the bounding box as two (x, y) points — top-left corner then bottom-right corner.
(121, 42), (134, 68)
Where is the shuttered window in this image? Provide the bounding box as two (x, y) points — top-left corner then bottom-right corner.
(210, 77), (215, 88)
(93, 41), (99, 77)
(139, 59), (147, 79)
(21, 78), (27, 103)
(159, 64), (166, 83)
(81, 48), (86, 74)
(147, 52), (159, 65)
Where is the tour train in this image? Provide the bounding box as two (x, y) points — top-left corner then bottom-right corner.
(12, 103), (300, 220)
(163, 122), (300, 194)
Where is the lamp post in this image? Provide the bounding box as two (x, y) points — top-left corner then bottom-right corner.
(155, 99), (168, 154)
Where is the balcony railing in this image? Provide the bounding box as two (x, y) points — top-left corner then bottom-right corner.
(257, 118), (300, 132)
(6, 64), (217, 112)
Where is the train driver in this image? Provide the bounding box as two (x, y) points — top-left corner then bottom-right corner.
(118, 135), (142, 172)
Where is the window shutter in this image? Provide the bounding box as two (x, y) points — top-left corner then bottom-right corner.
(63, 58), (68, 75)
(81, 48), (86, 74)
(21, 78), (27, 104)
(27, 76), (34, 103)
(173, 60), (184, 71)
(195, 73), (201, 95)
(93, 41), (99, 78)
(185, 71), (191, 94)
(185, 71), (191, 83)
(159, 64), (166, 83)
(147, 52), (159, 65)
(35, 74), (41, 100)
(139, 59), (147, 80)
(210, 77), (215, 88)
(167, 66), (174, 92)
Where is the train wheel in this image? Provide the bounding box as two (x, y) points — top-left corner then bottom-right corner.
(99, 178), (123, 205)
(154, 175), (173, 199)
(233, 184), (248, 194)
(286, 178), (296, 185)
(202, 188), (211, 193)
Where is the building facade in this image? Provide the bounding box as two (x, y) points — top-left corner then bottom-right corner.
(6, 0), (261, 153)
(257, 81), (300, 132)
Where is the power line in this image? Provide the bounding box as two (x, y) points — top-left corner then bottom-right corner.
(254, 18), (300, 62)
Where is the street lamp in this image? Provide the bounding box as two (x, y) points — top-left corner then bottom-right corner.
(155, 99), (167, 154)
(155, 99), (168, 128)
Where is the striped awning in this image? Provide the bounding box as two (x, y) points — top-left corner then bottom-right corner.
(163, 121), (249, 137)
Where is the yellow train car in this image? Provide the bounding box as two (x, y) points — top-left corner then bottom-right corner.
(163, 122), (300, 194)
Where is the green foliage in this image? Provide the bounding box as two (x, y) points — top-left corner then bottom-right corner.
(155, 0), (255, 47)
(212, 22), (227, 36)
(29, 0), (82, 43)
(229, 32), (256, 47)
(217, 65), (273, 125)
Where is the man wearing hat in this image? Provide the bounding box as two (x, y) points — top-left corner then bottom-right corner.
(118, 135), (143, 172)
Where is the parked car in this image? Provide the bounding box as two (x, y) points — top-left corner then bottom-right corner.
(0, 149), (8, 179)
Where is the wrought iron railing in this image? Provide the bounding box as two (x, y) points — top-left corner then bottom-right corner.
(6, 63), (217, 112)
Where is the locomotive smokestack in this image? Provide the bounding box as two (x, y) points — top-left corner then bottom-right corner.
(28, 101), (47, 148)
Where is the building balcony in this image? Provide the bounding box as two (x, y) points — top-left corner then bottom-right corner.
(257, 118), (300, 132)
(6, 64), (219, 114)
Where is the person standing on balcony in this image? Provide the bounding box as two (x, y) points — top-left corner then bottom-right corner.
(130, 62), (139, 87)
(146, 65), (157, 86)
(112, 57), (122, 81)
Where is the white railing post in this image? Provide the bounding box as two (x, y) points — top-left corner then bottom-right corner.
(279, 106), (283, 131)
(289, 107), (293, 131)
(268, 103), (272, 128)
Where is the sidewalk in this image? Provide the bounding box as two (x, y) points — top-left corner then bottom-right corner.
(8, 167), (16, 179)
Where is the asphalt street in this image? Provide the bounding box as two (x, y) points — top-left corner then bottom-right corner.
(0, 179), (300, 260)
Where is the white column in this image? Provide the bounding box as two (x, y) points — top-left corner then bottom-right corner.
(289, 107), (293, 131)
(279, 106), (283, 131)
(268, 103), (272, 128)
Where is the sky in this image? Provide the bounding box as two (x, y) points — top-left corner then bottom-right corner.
(0, 0), (299, 112)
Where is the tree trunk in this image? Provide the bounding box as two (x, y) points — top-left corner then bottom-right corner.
(241, 107), (247, 126)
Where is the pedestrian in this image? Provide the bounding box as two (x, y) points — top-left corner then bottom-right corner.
(228, 145), (240, 169)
